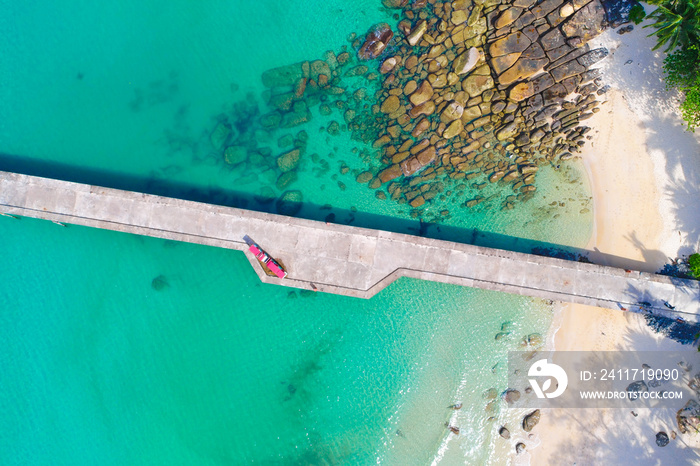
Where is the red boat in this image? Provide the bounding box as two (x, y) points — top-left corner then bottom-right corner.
(247, 242), (287, 279)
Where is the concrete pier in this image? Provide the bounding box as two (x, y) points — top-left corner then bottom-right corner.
(1, 171), (698, 322)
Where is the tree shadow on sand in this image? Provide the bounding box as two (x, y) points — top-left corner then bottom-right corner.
(539, 315), (700, 465)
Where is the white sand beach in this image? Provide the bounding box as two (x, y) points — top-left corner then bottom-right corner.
(530, 25), (700, 464)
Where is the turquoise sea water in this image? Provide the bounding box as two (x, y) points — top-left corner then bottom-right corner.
(1, 0), (593, 464)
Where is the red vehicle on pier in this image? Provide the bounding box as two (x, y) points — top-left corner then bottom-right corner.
(247, 241), (287, 279)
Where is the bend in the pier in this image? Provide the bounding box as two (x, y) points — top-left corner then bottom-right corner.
(1, 171), (698, 322)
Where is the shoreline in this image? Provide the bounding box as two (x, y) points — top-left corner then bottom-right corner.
(530, 26), (700, 464)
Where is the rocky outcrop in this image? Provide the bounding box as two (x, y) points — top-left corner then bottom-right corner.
(237, 0), (613, 220)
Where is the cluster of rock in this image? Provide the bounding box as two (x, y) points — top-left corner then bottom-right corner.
(363, 0), (612, 212)
(208, 0), (616, 219)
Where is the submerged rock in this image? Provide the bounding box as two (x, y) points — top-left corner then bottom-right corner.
(276, 190), (303, 216)
(277, 149), (301, 173)
(224, 146), (247, 165)
(151, 275), (169, 291)
(210, 122), (231, 150)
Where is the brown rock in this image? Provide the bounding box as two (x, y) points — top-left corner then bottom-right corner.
(523, 410), (540, 432)
(409, 100), (436, 118)
(380, 56), (400, 74)
(356, 171), (374, 183)
(410, 81), (434, 106)
(492, 52), (521, 75)
(401, 156), (423, 176)
(489, 32), (532, 58)
(451, 9), (469, 25)
(405, 55), (418, 70)
(441, 101), (465, 123)
(498, 58), (548, 85)
(495, 7), (524, 29)
(412, 117), (430, 137)
(373, 135), (392, 148)
(410, 195), (425, 207)
(509, 73), (555, 101)
(404, 80), (418, 95)
(358, 23), (394, 60)
(416, 146), (437, 165)
(462, 74), (494, 98)
(428, 73), (448, 88)
(461, 105), (482, 123)
(443, 119), (464, 139)
(407, 20), (428, 46)
(381, 95), (401, 113)
(379, 164), (403, 183)
(497, 123), (518, 141)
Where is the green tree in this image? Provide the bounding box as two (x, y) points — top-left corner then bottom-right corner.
(664, 45), (700, 130)
(689, 253), (700, 278)
(645, 0), (700, 51)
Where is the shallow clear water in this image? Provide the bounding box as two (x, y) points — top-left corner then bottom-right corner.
(0, 217), (552, 465)
(1, 0), (592, 464)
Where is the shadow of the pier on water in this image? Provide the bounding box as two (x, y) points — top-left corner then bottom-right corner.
(0, 152), (667, 268)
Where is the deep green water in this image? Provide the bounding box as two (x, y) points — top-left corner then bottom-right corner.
(1, 0), (592, 464)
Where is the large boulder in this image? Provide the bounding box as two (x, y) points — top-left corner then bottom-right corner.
(358, 23), (394, 60)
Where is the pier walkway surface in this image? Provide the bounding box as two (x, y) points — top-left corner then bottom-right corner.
(1, 171), (699, 322)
